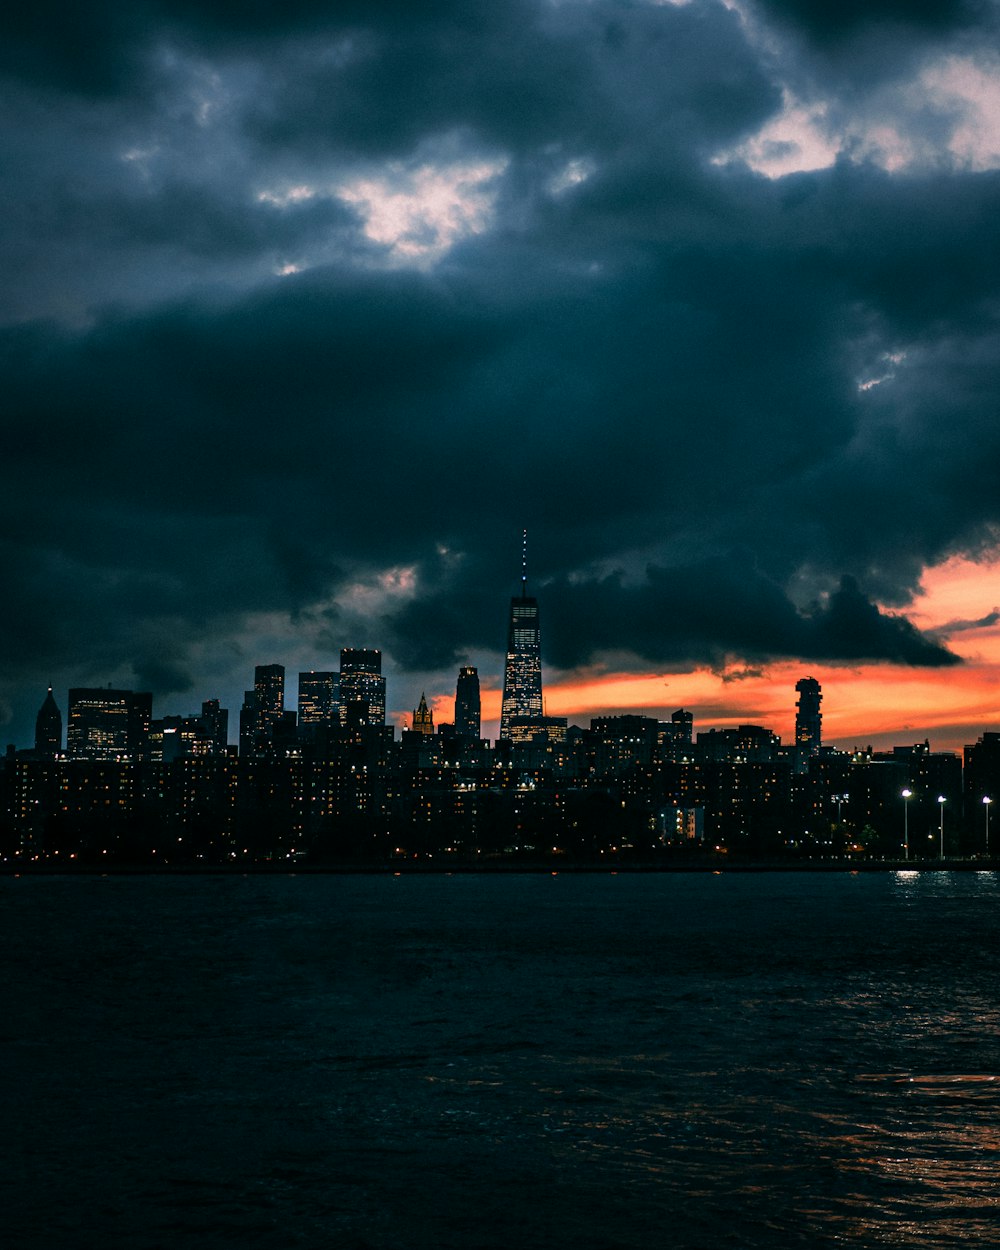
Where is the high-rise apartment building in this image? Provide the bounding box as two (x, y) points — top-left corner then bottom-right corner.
(795, 677), (822, 757)
(34, 686), (62, 757)
(339, 649), (386, 727)
(454, 666), (481, 739)
(500, 537), (543, 739)
(67, 688), (152, 760)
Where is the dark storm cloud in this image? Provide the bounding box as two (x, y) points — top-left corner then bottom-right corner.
(2, 0), (999, 742)
(530, 565), (959, 671)
(753, 0), (980, 41)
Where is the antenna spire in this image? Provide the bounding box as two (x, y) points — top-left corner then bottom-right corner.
(521, 528), (528, 596)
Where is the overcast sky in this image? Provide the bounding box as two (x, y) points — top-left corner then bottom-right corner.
(4, 0), (1000, 747)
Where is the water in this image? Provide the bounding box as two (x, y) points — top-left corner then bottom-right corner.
(5, 870), (1000, 1248)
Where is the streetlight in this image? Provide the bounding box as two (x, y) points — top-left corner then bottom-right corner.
(902, 788), (912, 860)
(938, 795), (946, 861)
(983, 796), (992, 858)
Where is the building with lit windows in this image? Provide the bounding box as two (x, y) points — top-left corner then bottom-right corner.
(66, 688), (152, 761)
(298, 671), (339, 740)
(412, 693), (434, 735)
(339, 649), (386, 727)
(795, 677), (822, 761)
(499, 593), (543, 739)
(239, 664), (289, 757)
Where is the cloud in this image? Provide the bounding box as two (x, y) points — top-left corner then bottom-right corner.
(1, 0), (998, 744)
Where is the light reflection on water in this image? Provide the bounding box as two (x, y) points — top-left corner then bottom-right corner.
(4, 870), (1000, 1248)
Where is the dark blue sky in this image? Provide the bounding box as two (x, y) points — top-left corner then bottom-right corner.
(3, 0), (1000, 745)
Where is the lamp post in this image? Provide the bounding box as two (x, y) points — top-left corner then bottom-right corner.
(937, 795), (946, 861)
(984, 795), (992, 858)
(902, 788), (912, 860)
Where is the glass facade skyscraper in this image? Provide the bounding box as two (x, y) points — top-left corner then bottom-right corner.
(500, 592), (543, 739)
(339, 648), (386, 727)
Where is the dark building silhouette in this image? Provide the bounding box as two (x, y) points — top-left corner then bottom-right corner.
(454, 666), (481, 739)
(239, 664), (289, 757)
(34, 687), (62, 757)
(795, 677), (823, 762)
(500, 535), (543, 739)
(67, 688), (152, 761)
(964, 731), (1000, 853)
(697, 724), (779, 763)
(339, 649), (386, 727)
(671, 708), (694, 746)
(591, 715), (659, 776)
(200, 699), (229, 754)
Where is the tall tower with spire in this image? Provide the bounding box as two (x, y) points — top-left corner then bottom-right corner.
(412, 692), (434, 735)
(499, 531), (543, 739)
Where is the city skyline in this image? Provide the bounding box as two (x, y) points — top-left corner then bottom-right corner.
(4, 3), (1000, 756)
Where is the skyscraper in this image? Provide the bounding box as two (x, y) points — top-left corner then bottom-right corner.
(67, 688), (152, 760)
(200, 699), (229, 754)
(339, 649), (386, 727)
(500, 534), (543, 739)
(239, 664), (287, 757)
(255, 664), (285, 720)
(34, 686), (62, 757)
(454, 666), (481, 739)
(795, 677), (822, 757)
(298, 671), (339, 739)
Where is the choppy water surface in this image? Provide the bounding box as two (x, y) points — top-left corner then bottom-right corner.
(5, 871), (1000, 1248)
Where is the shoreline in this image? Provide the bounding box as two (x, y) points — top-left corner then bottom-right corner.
(3, 857), (998, 877)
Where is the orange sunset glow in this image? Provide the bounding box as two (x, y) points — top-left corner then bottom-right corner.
(455, 554), (1000, 754)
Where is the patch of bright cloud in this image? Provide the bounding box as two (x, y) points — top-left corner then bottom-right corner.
(858, 350), (906, 393)
(255, 156), (508, 266)
(714, 90), (839, 178)
(919, 55), (1000, 171)
(335, 566), (420, 618)
(548, 157), (596, 196)
(257, 184), (317, 208)
(337, 157), (509, 263)
(719, 51), (1000, 179)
